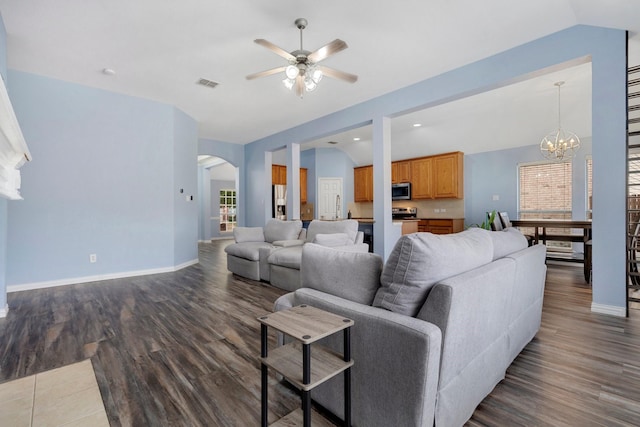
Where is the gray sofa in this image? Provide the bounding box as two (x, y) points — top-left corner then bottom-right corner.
(274, 227), (547, 427)
(224, 219), (304, 281)
(267, 219), (368, 291)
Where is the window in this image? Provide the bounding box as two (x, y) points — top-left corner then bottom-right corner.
(518, 161), (572, 251)
(219, 189), (237, 232)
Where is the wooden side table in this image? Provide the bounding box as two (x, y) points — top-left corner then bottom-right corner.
(258, 304), (354, 427)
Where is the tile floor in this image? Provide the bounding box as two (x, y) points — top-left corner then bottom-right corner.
(0, 359), (109, 427)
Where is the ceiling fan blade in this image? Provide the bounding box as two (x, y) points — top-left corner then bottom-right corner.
(319, 66), (358, 83)
(254, 39), (296, 61)
(246, 66), (286, 80)
(295, 76), (304, 98)
(307, 39), (348, 63)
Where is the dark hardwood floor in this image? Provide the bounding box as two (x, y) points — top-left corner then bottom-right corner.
(1, 240), (639, 426)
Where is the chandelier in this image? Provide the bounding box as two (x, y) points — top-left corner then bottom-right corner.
(540, 81), (580, 161)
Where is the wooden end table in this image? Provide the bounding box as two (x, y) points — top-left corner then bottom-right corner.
(258, 304), (354, 427)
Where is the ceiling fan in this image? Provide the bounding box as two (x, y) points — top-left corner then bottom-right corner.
(246, 18), (358, 97)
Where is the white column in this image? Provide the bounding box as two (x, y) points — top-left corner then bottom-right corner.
(371, 116), (395, 260)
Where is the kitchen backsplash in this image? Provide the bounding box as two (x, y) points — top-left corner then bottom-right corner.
(348, 199), (464, 219)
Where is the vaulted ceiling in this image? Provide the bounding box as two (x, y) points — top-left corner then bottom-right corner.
(1, 0), (638, 162)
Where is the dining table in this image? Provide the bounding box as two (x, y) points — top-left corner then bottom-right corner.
(510, 218), (592, 283)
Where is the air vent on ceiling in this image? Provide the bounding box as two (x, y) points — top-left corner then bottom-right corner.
(197, 78), (219, 89)
(327, 141), (339, 145)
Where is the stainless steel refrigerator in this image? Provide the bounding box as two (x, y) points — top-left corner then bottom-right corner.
(272, 185), (287, 220)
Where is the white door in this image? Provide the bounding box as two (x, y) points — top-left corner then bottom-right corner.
(317, 177), (343, 220)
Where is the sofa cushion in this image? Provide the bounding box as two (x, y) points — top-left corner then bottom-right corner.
(313, 233), (353, 247)
(490, 227), (528, 260)
(301, 243), (383, 305)
(224, 241), (273, 261)
(372, 228), (494, 316)
(233, 227), (265, 243)
(264, 219), (303, 243)
(306, 220), (359, 244)
(267, 246), (303, 269)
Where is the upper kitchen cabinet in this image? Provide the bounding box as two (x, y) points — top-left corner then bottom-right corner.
(272, 164), (287, 185)
(433, 151), (463, 199)
(411, 152), (463, 200)
(354, 165), (373, 202)
(410, 157), (434, 199)
(391, 160), (411, 184)
(300, 167), (308, 204)
(272, 165), (308, 202)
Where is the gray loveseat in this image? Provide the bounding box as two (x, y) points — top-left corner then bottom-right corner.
(274, 227), (547, 427)
(224, 219), (304, 281)
(267, 219), (368, 291)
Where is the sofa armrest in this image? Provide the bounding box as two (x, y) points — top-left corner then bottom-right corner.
(355, 230), (364, 244)
(282, 288), (441, 427)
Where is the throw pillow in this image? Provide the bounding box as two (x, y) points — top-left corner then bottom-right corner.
(313, 233), (352, 247)
(301, 243), (383, 305)
(372, 228), (493, 316)
(233, 227), (265, 243)
(264, 219), (302, 243)
(306, 219), (358, 243)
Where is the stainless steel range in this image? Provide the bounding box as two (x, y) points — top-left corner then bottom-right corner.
(392, 207), (417, 220)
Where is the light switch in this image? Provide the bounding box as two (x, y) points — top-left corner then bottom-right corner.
(492, 195), (500, 201)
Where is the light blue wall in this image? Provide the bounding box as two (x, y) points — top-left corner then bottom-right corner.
(465, 139), (592, 226)
(172, 108), (198, 265)
(0, 12), (6, 82)
(6, 70), (198, 286)
(243, 25), (627, 311)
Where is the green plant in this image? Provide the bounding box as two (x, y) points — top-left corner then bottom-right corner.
(469, 210), (497, 230)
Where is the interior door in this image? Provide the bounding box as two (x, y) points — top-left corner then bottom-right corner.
(317, 177), (343, 220)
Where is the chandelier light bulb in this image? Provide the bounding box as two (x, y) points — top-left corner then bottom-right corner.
(285, 65), (299, 80)
(282, 78), (295, 90)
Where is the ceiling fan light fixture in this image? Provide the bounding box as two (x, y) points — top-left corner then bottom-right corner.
(304, 79), (317, 92)
(285, 65), (299, 80)
(282, 78), (295, 90)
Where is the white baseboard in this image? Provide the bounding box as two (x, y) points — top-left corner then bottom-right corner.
(591, 302), (626, 317)
(7, 258), (199, 294)
(0, 304), (7, 318)
(210, 236), (233, 241)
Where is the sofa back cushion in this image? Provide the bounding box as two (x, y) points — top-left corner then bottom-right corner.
(490, 227), (528, 260)
(306, 219), (359, 244)
(301, 243), (383, 305)
(264, 219), (303, 243)
(233, 227), (265, 243)
(372, 228), (494, 316)
(312, 233), (353, 247)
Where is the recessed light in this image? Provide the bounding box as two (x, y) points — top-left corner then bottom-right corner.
(412, 123), (422, 127)
(353, 137), (361, 141)
(102, 68), (116, 76)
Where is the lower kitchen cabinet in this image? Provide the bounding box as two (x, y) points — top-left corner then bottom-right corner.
(417, 219), (465, 234)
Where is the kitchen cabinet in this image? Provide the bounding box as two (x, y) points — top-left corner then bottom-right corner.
(410, 157), (434, 199)
(300, 167), (308, 204)
(354, 165), (373, 202)
(391, 160), (411, 184)
(418, 219), (465, 234)
(433, 152), (463, 199)
(272, 164), (287, 185)
(272, 165), (309, 203)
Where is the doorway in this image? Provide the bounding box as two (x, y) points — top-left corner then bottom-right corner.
(317, 177), (343, 220)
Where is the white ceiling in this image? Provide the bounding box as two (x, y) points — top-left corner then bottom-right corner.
(0, 0), (638, 158)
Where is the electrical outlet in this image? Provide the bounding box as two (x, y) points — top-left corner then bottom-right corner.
(492, 194), (500, 201)
(434, 209), (440, 213)
(441, 208), (447, 212)
(89, 254), (97, 263)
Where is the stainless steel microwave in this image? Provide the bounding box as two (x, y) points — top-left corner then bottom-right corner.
(392, 182), (411, 200)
